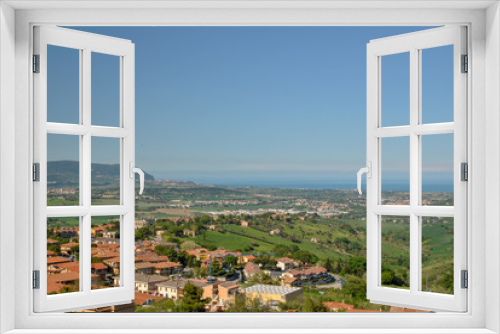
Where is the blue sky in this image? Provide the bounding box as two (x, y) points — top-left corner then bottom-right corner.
(47, 26), (453, 186)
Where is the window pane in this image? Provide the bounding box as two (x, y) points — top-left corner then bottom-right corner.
(91, 137), (121, 205)
(381, 216), (410, 289)
(421, 217), (454, 295)
(381, 137), (410, 205)
(47, 134), (80, 206)
(421, 134), (454, 206)
(91, 216), (121, 290)
(421, 45), (454, 124)
(47, 217), (81, 295)
(47, 45), (80, 124)
(92, 52), (120, 127)
(381, 52), (410, 127)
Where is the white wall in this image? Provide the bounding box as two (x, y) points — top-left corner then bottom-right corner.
(485, 2), (500, 333)
(0, 2), (16, 333)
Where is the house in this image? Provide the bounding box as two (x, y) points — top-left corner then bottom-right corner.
(183, 229), (196, 238)
(201, 257), (224, 269)
(91, 226), (107, 238)
(103, 257), (121, 275)
(242, 284), (302, 307)
(185, 248), (210, 260)
(135, 255), (170, 263)
(94, 237), (120, 245)
(239, 255), (256, 264)
(153, 262), (183, 276)
(281, 276), (300, 287)
(46, 256), (72, 266)
(155, 279), (209, 300)
(47, 238), (60, 246)
(311, 237), (321, 244)
(92, 249), (120, 260)
(281, 267), (330, 285)
(270, 229), (281, 236)
(91, 273), (105, 286)
(276, 257), (295, 271)
(208, 225), (216, 231)
(46, 272), (81, 295)
(58, 227), (79, 239)
(243, 262), (261, 280)
(134, 292), (162, 307)
(135, 219), (152, 230)
(155, 230), (166, 237)
(135, 274), (169, 294)
(46, 250), (56, 257)
(91, 262), (109, 276)
(218, 281), (240, 307)
(48, 261), (80, 274)
(60, 242), (79, 256)
(47, 272), (80, 287)
(102, 230), (118, 239)
(135, 262), (155, 275)
(240, 221), (248, 227)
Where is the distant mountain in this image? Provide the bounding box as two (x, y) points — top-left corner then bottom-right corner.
(47, 161), (154, 187)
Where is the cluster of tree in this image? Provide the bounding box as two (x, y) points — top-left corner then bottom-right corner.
(153, 245), (194, 267)
(226, 294), (270, 312)
(381, 264), (409, 287)
(135, 226), (154, 241)
(253, 255), (277, 268)
(324, 256), (366, 278)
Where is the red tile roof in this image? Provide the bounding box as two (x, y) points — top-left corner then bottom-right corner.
(47, 272), (80, 284)
(277, 257), (294, 264)
(61, 242), (79, 250)
(324, 301), (355, 311)
(91, 263), (108, 270)
(154, 262), (182, 269)
(245, 262), (261, 275)
(46, 257), (72, 265)
(134, 292), (162, 306)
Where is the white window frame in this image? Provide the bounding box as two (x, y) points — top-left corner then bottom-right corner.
(33, 26), (136, 312)
(365, 26), (467, 312)
(0, 1), (499, 334)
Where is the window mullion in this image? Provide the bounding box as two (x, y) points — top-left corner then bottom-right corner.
(409, 47), (421, 294)
(81, 48), (92, 294)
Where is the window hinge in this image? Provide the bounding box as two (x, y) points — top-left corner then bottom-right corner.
(33, 54), (40, 73)
(461, 270), (468, 289)
(33, 163), (40, 182)
(33, 270), (40, 289)
(461, 54), (468, 73)
(461, 162), (468, 182)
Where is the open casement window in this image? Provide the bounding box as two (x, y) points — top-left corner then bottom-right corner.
(365, 26), (467, 312)
(33, 26), (140, 312)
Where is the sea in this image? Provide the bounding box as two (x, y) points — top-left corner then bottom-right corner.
(175, 177), (453, 193)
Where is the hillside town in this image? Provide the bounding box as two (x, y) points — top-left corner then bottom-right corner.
(46, 214), (428, 313)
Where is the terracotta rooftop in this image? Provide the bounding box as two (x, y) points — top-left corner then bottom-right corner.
(91, 263), (108, 270)
(244, 262), (261, 275)
(47, 272), (80, 283)
(276, 257), (295, 264)
(135, 262), (155, 270)
(46, 257), (72, 265)
(154, 262), (182, 269)
(61, 242), (79, 249)
(134, 292), (162, 306)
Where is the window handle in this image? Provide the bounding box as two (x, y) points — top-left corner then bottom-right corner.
(129, 162), (145, 195)
(357, 162), (372, 195)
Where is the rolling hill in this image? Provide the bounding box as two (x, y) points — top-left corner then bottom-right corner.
(47, 160), (154, 187)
